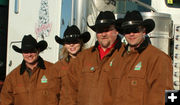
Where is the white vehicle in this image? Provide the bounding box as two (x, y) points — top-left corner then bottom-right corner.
(6, 0), (62, 74)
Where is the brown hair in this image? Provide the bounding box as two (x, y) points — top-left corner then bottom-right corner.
(59, 39), (85, 63)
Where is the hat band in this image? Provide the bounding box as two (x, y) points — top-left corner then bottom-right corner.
(121, 20), (142, 27)
(64, 34), (80, 39)
(96, 19), (115, 24)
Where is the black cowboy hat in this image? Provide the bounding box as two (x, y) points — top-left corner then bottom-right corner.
(118, 10), (155, 35)
(55, 25), (90, 45)
(12, 34), (48, 53)
(88, 11), (117, 32)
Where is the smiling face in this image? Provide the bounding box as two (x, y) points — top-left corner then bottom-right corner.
(96, 25), (118, 50)
(64, 43), (81, 56)
(22, 49), (39, 67)
(124, 26), (146, 47)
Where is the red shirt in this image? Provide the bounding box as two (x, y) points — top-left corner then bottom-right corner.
(98, 41), (117, 60)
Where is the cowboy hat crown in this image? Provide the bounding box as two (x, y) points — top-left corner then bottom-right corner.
(120, 10), (155, 34)
(88, 11), (116, 32)
(55, 25), (90, 45)
(12, 34), (48, 53)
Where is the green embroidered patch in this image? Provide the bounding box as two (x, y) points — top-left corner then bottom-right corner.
(41, 75), (48, 83)
(109, 58), (114, 67)
(134, 62), (142, 70)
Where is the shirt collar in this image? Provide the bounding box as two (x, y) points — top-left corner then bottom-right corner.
(91, 35), (122, 52)
(122, 38), (149, 56)
(98, 40), (118, 60)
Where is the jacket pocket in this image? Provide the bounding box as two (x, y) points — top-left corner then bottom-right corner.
(35, 87), (59, 105)
(80, 66), (98, 89)
(14, 87), (27, 95)
(13, 87), (28, 105)
(127, 74), (145, 105)
(35, 87), (49, 105)
(81, 66), (97, 79)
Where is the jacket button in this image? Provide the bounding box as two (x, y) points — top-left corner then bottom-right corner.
(131, 80), (137, 86)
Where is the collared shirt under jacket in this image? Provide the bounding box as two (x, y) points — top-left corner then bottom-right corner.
(66, 36), (124, 105)
(0, 57), (61, 105)
(111, 39), (174, 105)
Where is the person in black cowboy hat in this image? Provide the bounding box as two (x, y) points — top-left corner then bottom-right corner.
(55, 25), (90, 62)
(50, 25), (90, 105)
(64, 11), (124, 105)
(112, 10), (173, 105)
(0, 35), (61, 105)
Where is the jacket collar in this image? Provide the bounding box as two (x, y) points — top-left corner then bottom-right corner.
(91, 35), (122, 52)
(122, 38), (149, 56)
(134, 38), (149, 53)
(20, 56), (46, 75)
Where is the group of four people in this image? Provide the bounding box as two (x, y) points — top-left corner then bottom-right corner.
(0, 10), (173, 105)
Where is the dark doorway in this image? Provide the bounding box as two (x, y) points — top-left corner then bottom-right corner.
(0, 1), (8, 85)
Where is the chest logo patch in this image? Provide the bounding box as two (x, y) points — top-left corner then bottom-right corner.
(41, 75), (48, 83)
(134, 62), (142, 71)
(109, 59), (114, 67)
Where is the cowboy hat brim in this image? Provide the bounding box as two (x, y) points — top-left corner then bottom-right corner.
(88, 23), (114, 32)
(115, 18), (124, 34)
(37, 40), (48, 52)
(55, 35), (64, 45)
(88, 18), (117, 32)
(81, 32), (91, 43)
(119, 19), (155, 35)
(142, 19), (155, 34)
(12, 40), (48, 53)
(12, 45), (22, 53)
(55, 32), (91, 45)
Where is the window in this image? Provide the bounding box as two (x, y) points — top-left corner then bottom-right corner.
(165, 0), (180, 8)
(116, 0), (152, 14)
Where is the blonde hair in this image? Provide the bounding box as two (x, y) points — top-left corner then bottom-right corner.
(59, 40), (85, 63)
